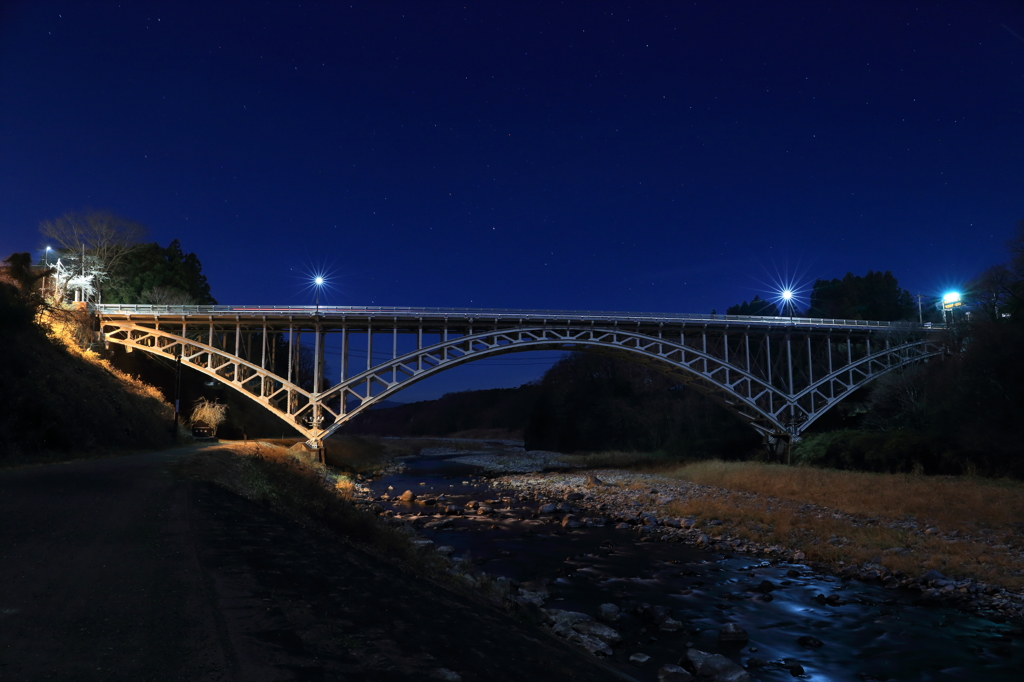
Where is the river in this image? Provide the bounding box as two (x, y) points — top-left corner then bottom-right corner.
(362, 449), (1022, 681)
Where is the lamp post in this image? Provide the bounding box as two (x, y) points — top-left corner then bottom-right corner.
(942, 291), (961, 326)
(314, 276), (324, 314)
(782, 289), (794, 319)
(41, 247), (52, 297)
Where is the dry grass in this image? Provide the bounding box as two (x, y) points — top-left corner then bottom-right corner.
(177, 442), (514, 602)
(647, 460), (1024, 589)
(666, 460), (1024, 532)
(1, 308), (173, 461)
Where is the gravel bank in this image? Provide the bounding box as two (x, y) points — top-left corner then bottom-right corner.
(484, 465), (1024, 625)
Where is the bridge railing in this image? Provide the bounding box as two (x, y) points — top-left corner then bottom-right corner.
(90, 304), (942, 331)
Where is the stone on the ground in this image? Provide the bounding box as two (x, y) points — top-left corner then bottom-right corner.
(585, 474), (603, 487)
(658, 663), (694, 682)
(444, 504), (463, 515)
(562, 514), (581, 528)
(615, 522), (631, 530)
(573, 619), (621, 644)
(660, 617), (683, 632)
(432, 668), (462, 681)
(570, 631), (613, 656)
(477, 505), (494, 515)
(797, 635), (824, 648)
(567, 492), (585, 501)
(435, 545), (454, 556)
(684, 648), (751, 682)
(718, 623), (748, 644)
(598, 603), (621, 622)
(629, 653), (650, 666)
(517, 584), (549, 606)
(398, 490), (416, 502)
(756, 580), (776, 593)
(539, 503), (557, 514)
(792, 551), (806, 562)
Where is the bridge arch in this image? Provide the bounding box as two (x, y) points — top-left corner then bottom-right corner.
(97, 307), (944, 449)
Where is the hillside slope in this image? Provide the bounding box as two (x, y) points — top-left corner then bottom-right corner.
(0, 303), (174, 460)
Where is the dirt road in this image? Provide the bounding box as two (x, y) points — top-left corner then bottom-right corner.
(0, 448), (622, 681)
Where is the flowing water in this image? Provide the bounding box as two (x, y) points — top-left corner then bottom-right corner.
(366, 452), (1022, 681)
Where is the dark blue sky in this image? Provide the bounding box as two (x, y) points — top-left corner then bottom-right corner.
(2, 1), (1022, 399)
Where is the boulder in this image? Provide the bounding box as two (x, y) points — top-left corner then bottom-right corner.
(539, 503), (557, 514)
(573, 619), (622, 645)
(585, 474), (603, 487)
(561, 514), (582, 528)
(597, 603), (621, 622)
(569, 632), (612, 656)
(660, 617), (683, 632)
(718, 623), (748, 645)
(567, 492), (585, 501)
(684, 648), (751, 682)
(398, 490), (416, 502)
(797, 635), (823, 649)
(658, 664), (694, 682)
(629, 653), (650, 666)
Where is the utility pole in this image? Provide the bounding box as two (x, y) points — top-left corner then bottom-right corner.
(915, 293), (924, 324)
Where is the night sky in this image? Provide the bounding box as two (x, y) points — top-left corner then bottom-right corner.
(2, 1), (1022, 400)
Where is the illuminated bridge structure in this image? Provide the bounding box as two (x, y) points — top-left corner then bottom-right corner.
(92, 305), (946, 452)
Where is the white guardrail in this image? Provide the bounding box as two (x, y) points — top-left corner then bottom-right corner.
(91, 304), (941, 331)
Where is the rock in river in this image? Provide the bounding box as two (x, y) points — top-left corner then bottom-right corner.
(684, 648), (750, 682)
(598, 603), (621, 622)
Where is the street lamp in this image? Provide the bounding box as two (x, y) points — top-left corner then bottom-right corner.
(942, 291), (962, 325)
(782, 289), (794, 318)
(313, 276), (324, 314)
(44, 246), (51, 265)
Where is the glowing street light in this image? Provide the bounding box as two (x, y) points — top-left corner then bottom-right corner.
(313, 276), (325, 314)
(781, 289), (794, 318)
(942, 291), (961, 308)
(44, 246), (51, 265)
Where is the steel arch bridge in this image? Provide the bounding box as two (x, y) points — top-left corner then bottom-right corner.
(92, 305), (946, 450)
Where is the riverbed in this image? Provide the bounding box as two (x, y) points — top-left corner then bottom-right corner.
(361, 449), (1022, 681)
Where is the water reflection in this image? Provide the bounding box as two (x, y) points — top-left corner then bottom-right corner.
(366, 452), (1021, 680)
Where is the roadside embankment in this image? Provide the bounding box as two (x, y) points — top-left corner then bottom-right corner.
(176, 441), (517, 601)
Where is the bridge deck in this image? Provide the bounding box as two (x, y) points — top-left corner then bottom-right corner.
(91, 304), (940, 333)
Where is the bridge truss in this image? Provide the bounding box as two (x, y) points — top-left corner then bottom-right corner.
(94, 305), (945, 450)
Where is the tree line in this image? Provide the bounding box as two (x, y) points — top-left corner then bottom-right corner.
(36, 209), (215, 306)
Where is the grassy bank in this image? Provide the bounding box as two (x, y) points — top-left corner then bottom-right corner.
(1, 309), (175, 464)
(177, 442), (511, 601)
(655, 460), (1024, 589)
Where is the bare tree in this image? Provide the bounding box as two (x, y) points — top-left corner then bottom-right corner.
(39, 210), (146, 280)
